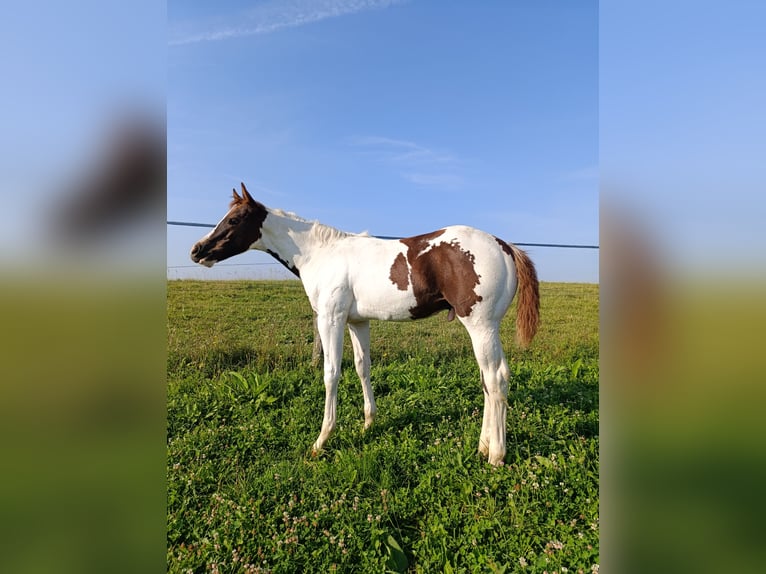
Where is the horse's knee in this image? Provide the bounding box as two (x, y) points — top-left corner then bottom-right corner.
(499, 361), (510, 385)
(324, 364), (341, 384)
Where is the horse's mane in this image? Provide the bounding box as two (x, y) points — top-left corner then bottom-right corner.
(229, 194), (368, 245)
(269, 207), (368, 245)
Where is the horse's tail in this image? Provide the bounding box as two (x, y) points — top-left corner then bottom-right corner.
(508, 244), (540, 348)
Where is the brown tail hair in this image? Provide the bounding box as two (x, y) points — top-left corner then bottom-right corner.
(509, 244), (540, 348)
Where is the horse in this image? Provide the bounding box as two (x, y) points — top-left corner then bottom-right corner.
(191, 183), (540, 466)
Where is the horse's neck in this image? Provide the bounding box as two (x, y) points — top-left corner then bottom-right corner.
(259, 211), (334, 271)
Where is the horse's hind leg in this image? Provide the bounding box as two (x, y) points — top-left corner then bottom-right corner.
(313, 313), (346, 453)
(478, 371), (492, 457)
(311, 311), (323, 367)
(464, 321), (511, 466)
(348, 321), (377, 429)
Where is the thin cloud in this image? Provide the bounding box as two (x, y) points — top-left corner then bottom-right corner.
(402, 172), (464, 189)
(350, 135), (464, 190)
(350, 135), (458, 165)
(170, 0), (408, 46)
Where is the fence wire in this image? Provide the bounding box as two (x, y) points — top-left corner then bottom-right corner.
(167, 220), (599, 250)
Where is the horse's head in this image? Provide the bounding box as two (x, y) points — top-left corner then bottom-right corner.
(190, 182), (268, 267)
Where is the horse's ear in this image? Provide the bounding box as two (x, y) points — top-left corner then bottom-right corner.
(232, 187), (241, 201)
(241, 182), (254, 203)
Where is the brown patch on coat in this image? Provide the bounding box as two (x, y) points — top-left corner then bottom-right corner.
(399, 230), (482, 320)
(494, 236), (513, 256)
(389, 252), (409, 290)
(267, 249), (300, 277)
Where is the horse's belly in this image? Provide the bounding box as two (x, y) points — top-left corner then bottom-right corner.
(348, 288), (418, 322)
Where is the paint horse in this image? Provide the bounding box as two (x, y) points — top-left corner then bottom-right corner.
(191, 183), (540, 466)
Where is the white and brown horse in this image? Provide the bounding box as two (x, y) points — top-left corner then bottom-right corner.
(191, 183), (539, 465)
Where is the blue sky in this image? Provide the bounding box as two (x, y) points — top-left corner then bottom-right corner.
(168, 0), (598, 282)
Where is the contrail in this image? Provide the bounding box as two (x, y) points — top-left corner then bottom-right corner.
(170, 0), (409, 46)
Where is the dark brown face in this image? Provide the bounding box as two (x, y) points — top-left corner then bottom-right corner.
(190, 183), (268, 267)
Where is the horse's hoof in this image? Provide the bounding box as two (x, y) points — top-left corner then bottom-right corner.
(488, 451), (506, 466)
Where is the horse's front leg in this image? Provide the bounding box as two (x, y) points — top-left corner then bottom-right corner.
(348, 321), (376, 430)
(312, 313), (346, 453)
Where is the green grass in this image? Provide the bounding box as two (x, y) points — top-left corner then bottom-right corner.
(168, 280), (599, 573)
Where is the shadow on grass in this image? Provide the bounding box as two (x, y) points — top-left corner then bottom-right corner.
(517, 378), (599, 414)
(170, 345), (315, 379)
(359, 405), (466, 447)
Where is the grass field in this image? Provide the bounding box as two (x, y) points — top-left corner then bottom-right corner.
(167, 280), (599, 573)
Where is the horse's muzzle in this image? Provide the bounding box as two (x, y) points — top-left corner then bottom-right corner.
(190, 242), (214, 266)
(190, 242), (202, 261)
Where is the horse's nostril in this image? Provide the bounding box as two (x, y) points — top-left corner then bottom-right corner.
(191, 243), (204, 261)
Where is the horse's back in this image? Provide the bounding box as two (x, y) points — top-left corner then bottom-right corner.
(336, 226), (518, 323)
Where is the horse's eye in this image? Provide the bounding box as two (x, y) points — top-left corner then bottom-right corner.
(228, 217), (240, 225)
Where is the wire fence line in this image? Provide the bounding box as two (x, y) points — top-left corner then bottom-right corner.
(167, 220), (600, 250)
(168, 263), (279, 269)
